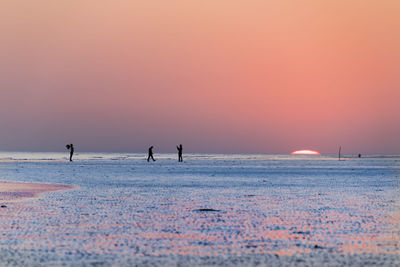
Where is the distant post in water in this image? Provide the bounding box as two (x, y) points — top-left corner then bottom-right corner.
(338, 146), (341, 161)
(66, 144), (74, 162)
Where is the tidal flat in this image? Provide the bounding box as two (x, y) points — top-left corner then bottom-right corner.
(0, 153), (399, 266)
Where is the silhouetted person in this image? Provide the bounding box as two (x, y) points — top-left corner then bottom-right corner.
(177, 144), (183, 162)
(358, 154), (362, 158)
(147, 146), (155, 162)
(66, 144), (74, 162)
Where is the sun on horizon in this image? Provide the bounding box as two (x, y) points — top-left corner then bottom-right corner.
(290, 149), (321, 155)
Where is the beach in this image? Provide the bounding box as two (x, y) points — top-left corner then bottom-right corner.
(0, 152), (399, 266)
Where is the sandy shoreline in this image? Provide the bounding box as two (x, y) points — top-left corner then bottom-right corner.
(0, 181), (75, 203)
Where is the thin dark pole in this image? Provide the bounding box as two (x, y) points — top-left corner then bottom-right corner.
(339, 146), (341, 161)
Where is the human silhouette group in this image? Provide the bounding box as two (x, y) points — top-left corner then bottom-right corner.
(147, 145), (183, 162)
(66, 143), (183, 163)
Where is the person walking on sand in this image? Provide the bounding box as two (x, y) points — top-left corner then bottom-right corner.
(147, 146), (155, 162)
(66, 144), (74, 162)
(177, 144), (183, 162)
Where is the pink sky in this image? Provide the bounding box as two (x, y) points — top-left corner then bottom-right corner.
(0, 1), (399, 154)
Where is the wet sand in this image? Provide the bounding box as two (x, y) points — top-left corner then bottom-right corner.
(0, 181), (75, 203)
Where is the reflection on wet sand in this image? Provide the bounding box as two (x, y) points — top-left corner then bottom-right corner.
(0, 181), (75, 202)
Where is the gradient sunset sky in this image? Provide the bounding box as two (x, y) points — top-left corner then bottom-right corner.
(1, 1), (399, 154)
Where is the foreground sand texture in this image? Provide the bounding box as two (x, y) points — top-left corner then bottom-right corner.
(0, 181), (74, 203)
(0, 153), (399, 266)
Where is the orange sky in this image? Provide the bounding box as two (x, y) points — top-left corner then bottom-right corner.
(0, 1), (399, 153)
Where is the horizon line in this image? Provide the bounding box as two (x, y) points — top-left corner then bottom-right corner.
(0, 150), (398, 156)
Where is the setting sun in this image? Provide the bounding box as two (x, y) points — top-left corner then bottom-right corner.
(290, 150), (321, 155)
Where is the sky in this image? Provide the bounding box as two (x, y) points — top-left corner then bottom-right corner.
(0, 1), (399, 154)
